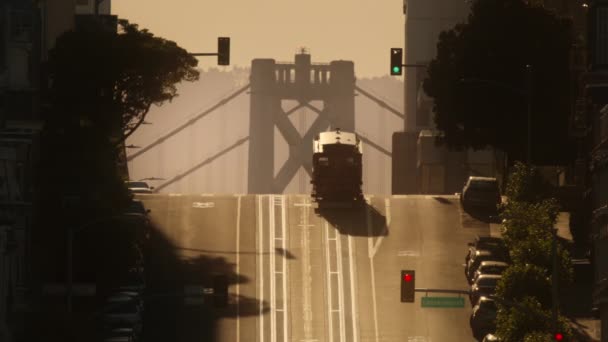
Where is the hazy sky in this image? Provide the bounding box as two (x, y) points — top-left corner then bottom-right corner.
(112, 0), (404, 78)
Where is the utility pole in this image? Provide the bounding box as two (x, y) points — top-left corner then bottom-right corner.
(551, 227), (559, 335)
(526, 64), (533, 164)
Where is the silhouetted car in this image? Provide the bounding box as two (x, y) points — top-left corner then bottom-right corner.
(466, 249), (509, 281)
(471, 261), (509, 284)
(112, 267), (146, 294)
(99, 325), (140, 342)
(482, 333), (501, 341)
(101, 292), (143, 327)
(470, 274), (502, 306)
(470, 296), (497, 336)
(461, 176), (501, 213)
(126, 199), (151, 216)
(126, 181), (154, 194)
(465, 236), (507, 265)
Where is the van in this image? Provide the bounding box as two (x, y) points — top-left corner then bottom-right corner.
(461, 177), (501, 212)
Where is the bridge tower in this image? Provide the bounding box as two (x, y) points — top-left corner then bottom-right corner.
(248, 51), (355, 194)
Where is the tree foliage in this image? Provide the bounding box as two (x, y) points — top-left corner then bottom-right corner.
(36, 19), (198, 236)
(422, 0), (575, 164)
(504, 162), (553, 203)
(47, 19), (199, 143)
(496, 264), (552, 307)
(495, 297), (573, 342)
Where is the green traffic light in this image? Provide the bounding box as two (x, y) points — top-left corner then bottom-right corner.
(393, 66), (401, 73)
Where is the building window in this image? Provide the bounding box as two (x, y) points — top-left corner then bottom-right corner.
(9, 10), (33, 43)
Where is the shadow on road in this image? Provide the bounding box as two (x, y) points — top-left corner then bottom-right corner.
(463, 206), (501, 224)
(315, 202), (388, 237)
(433, 196), (453, 205)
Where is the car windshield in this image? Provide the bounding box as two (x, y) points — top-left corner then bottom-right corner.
(479, 300), (497, 310)
(106, 300), (139, 314)
(477, 277), (499, 286)
(469, 180), (499, 191)
(481, 266), (506, 274)
(127, 201), (146, 214)
(127, 182), (149, 189)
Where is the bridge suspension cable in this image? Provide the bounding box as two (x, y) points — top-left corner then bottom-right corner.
(126, 83), (251, 162)
(155, 136), (250, 192)
(354, 85), (404, 120)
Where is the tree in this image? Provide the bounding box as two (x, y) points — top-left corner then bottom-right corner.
(34, 19), (199, 260)
(422, 0), (575, 164)
(495, 297), (573, 342)
(47, 19), (199, 144)
(496, 264), (552, 307)
(504, 162), (553, 203)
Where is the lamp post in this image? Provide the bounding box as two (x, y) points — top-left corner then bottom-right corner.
(66, 213), (147, 314)
(459, 64), (534, 164)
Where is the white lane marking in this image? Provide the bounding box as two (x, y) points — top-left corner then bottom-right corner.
(281, 195), (288, 342)
(336, 230), (346, 342)
(236, 195), (241, 342)
(385, 198), (391, 226)
(200, 193), (215, 196)
(169, 193), (182, 196)
(397, 251), (420, 257)
(294, 203), (312, 207)
(366, 200), (379, 342)
(348, 235), (359, 342)
(370, 198), (390, 257)
(192, 201), (215, 208)
(324, 221), (334, 342)
(301, 199), (314, 341)
(258, 195), (264, 342)
(269, 195), (276, 342)
(366, 198), (373, 259)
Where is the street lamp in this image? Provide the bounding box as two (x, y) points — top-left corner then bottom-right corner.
(459, 64), (533, 164)
(66, 213), (148, 314)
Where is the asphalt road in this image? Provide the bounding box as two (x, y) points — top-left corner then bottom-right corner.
(137, 193), (492, 342)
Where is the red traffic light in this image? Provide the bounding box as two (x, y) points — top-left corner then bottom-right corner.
(554, 333), (563, 341)
(403, 273), (413, 282)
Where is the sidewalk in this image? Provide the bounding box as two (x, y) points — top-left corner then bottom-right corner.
(570, 317), (601, 342)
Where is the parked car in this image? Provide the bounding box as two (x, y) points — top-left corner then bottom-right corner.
(470, 296), (497, 336)
(471, 261), (509, 284)
(99, 325), (140, 342)
(126, 181), (154, 194)
(126, 199), (151, 216)
(113, 267), (146, 294)
(461, 176), (501, 213)
(101, 292), (143, 327)
(466, 249), (509, 281)
(465, 236), (507, 265)
(470, 274), (502, 306)
(482, 333), (501, 341)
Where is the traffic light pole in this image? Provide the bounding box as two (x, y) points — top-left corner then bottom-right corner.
(414, 288), (470, 295)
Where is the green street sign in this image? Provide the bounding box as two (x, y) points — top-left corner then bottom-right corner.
(421, 296), (465, 308)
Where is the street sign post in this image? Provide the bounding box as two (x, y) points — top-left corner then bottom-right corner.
(421, 296), (465, 308)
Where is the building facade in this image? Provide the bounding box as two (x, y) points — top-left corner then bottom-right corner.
(0, 0), (113, 340)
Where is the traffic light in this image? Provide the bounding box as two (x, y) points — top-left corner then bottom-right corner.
(390, 48), (403, 75)
(218, 37), (230, 66)
(400, 270), (415, 302)
(554, 333), (564, 341)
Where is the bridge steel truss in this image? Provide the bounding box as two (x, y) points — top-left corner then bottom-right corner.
(126, 53), (406, 194)
(248, 53), (357, 194)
